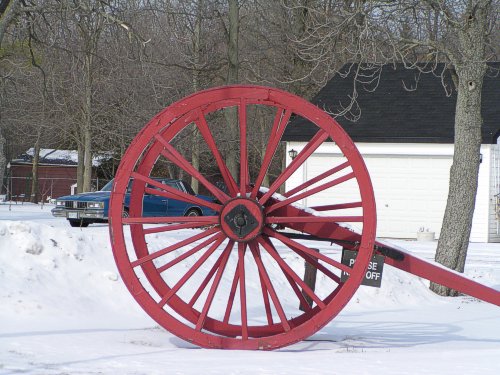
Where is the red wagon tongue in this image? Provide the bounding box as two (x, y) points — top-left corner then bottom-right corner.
(276, 200), (500, 308)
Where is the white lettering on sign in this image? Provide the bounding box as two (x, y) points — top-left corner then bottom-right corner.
(340, 249), (385, 287)
(368, 261), (378, 271)
(365, 271), (381, 280)
(349, 258), (381, 278)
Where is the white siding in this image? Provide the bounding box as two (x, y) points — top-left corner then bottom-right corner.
(488, 145), (500, 242)
(286, 142), (496, 242)
(470, 145), (491, 242)
(363, 154), (451, 238)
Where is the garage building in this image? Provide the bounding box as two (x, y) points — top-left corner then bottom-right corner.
(283, 64), (499, 242)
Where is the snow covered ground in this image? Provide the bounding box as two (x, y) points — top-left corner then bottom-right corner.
(0, 203), (499, 375)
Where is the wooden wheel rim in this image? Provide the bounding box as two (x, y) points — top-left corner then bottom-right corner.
(109, 85), (376, 350)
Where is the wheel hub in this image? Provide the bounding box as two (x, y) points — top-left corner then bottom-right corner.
(220, 198), (264, 242)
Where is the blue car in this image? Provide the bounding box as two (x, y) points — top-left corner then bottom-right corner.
(51, 178), (216, 227)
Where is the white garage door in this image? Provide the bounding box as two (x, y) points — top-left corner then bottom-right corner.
(305, 153), (452, 238)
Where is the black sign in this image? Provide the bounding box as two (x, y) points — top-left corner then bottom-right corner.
(340, 249), (385, 288)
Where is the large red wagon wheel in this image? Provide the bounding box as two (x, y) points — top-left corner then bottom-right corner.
(109, 85), (376, 350)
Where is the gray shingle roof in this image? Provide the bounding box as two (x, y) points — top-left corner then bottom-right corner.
(283, 63), (499, 144)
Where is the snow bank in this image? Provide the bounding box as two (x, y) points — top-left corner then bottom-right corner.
(0, 220), (442, 326)
(345, 267), (441, 311)
(1, 216), (500, 375)
(0, 221), (140, 321)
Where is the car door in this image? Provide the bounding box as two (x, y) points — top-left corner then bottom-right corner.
(142, 181), (169, 216)
(164, 180), (189, 216)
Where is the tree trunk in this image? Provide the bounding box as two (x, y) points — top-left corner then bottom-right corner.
(0, 0), (19, 43)
(31, 91), (45, 204)
(261, 139), (270, 188)
(30, 139), (40, 203)
(225, 0), (239, 181)
(77, 144), (84, 193)
(430, 2), (489, 296)
(191, 135), (200, 193)
(0, 131), (5, 194)
(191, 0), (203, 194)
(290, 0), (312, 98)
(83, 123), (92, 192)
(0, 0), (21, 189)
(259, 114), (270, 187)
(82, 54), (93, 192)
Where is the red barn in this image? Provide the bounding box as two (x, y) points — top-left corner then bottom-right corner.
(7, 149), (109, 202)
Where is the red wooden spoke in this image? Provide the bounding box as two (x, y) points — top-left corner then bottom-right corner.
(250, 108), (292, 199)
(239, 99), (249, 193)
(249, 243), (291, 332)
(238, 243), (249, 339)
(266, 172), (356, 214)
(223, 265), (240, 324)
(262, 237), (340, 286)
(189, 266), (218, 307)
(262, 231), (341, 283)
(194, 109), (238, 196)
(263, 227), (352, 274)
(154, 134), (230, 202)
(248, 242), (274, 324)
(131, 172), (222, 211)
(159, 235), (226, 307)
(188, 242), (234, 307)
(278, 262), (313, 313)
(257, 237), (326, 309)
(289, 248), (341, 284)
(266, 216), (364, 224)
(284, 161), (350, 197)
(188, 241), (233, 306)
(157, 233), (225, 273)
(131, 227), (220, 267)
(143, 222), (212, 235)
(259, 130), (329, 206)
(259, 271), (274, 325)
(252, 239), (311, 311)
(195, 241), (234, 331)
(311, 201), (363, 211)
(124, 216), (218, 225)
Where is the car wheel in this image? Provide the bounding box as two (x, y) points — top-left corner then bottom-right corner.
(122, 208), (130, 218)
(69, 220), (79, 227)
(69, 220), (89, 228)
(185, 208), (201, 217)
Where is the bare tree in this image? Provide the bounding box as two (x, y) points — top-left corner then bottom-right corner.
(190, 0), (204, 193)
(0, 0), (21, 193)
(224, 0), (240, 181)
(426, 1), (496, 296)
(28, 1), (150, 193)
(290, 0), (499, 296)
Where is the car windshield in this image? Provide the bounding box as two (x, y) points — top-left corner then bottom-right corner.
(100, 180), (114, 191)
(99, 179), (181, 193)
(99, 179), (133, 192)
